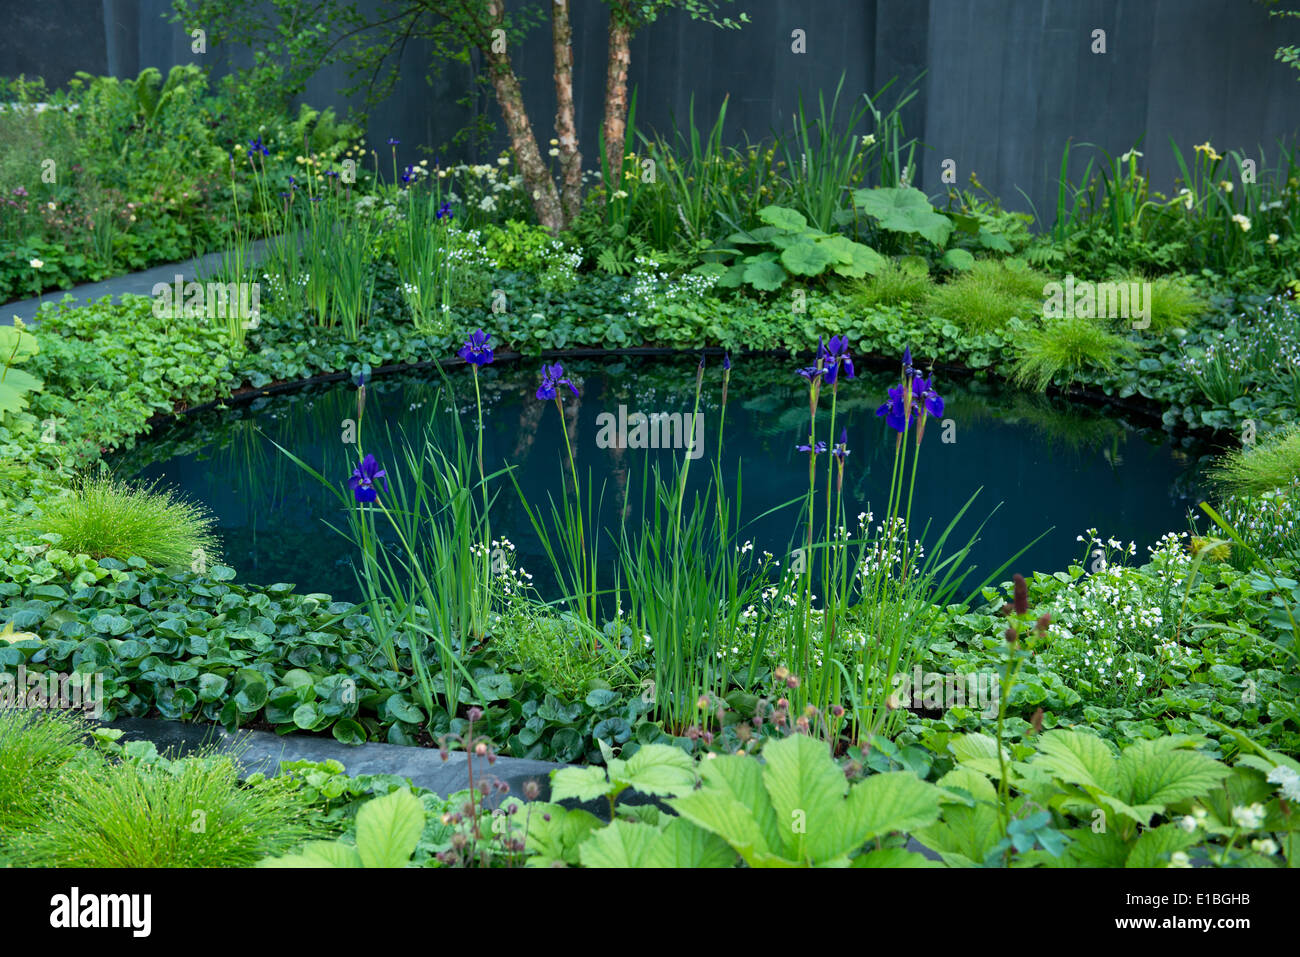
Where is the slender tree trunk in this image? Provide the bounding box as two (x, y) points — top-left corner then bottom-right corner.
(603, 0), (633, 193)
(551, 0), (583, 226)
(483, 0), (564, 233)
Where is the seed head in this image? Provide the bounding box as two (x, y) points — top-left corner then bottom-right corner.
(1012, 574), (1028, 615)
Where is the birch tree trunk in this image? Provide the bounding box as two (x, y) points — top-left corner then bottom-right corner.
(551, 0), (583, 225)
(602, 0), (634, 192)
(484, 0), (564, 232)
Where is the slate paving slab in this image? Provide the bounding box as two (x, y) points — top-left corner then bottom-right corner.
(96, 715), (663, 822)
(4, 239), (275, 326)
(95, 716), (947, 861)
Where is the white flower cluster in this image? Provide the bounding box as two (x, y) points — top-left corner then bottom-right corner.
(468, 537), (534, 598)
(855, 513), (924, 581)
(1267, 764), (1300, 802)
(1221, 481), (1300, 551)
(623, 256), (720, 320)
(1180, 296), (1300, 383)
(1045, 531), (1194, 693)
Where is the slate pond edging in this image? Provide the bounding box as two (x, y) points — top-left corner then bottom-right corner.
(95, 715), (946, 861)
(97, 715), (659, 822)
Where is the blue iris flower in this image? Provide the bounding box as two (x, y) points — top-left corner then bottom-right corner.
(875, 383), (917, 434)
(536, 362), (579, 401)
(912, 375), (945, 419)
(348, 454), (389, 503)
(459, 329), (494, 366)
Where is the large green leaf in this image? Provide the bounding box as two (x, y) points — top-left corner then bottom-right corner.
(936, 766), (997, 803)
(841, 772), (943, 846)
(949, 732), (1010, 779)
(697, 752), (784, 851)
(643, 817), (737, 868)
(941, 248), (975, 271)
(761, 733), (848, 862)
(726, 225), (785, 245)
(913, 803), (1002, 866)
(758, 205), (809, 231)
(578, 817), (737, 868)
(354, 788), (425, 868)
(670, 787), (774, 865)
(1125, 823), (1200, 868)
(818, 235), (885, 278)
(851, 846), (943, 867)
(612, 743), (697, 797)
(780, 241), (837, 277)
(852, 186), (954, 247)
(742, 258), (788, 291)
(550, 765), (613, 803)
(258, 840), (364, 868)
(0, 366), (43, 416)
(1063, 827), (1131, 868)
(0, 325), (39, 364)
(1117, 739), (1231, 808)
(524, 804), (601, 867)
(1032, 729), (1122, 795)
(578, 818), (660, 867)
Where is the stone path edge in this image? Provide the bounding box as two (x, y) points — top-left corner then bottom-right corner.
(94, 715), (946, 860)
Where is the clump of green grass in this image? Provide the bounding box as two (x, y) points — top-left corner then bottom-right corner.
(30, 473), (220, 568)
(1011, 317), (1134, 391)
(1209, 425), (1300, 498)
(12, 750), (321, 867)
(850, 259), (934, 308)
(493, 609), (627, 700)
(0, 708), (87, 835)
(1117, 274), (1206, 334)
(971, 258), (1053, 302)
(926, 263), (1043, 333)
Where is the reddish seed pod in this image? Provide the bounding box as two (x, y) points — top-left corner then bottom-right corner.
(1012, 574), (1028, 615)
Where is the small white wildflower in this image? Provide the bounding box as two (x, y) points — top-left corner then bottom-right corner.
(1267, 765), (1300, 801)
(1231, 803), (1266, 830)
(1251, 838), (1279, 856)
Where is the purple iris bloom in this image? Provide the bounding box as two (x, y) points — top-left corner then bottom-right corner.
(459, 329), (494, 366)
(436, 201), (453, 220)
(247, 136), (269, 159)
(348, 454), (389, 503)
(797, 366), (824, 382)
(387, 137), (400, 146)
(912, 376), (945, 419)
(820, 335), (855, 382)
(876, 384), (917, 434)
(832, 428), (850, 461)
(723, 354), (731, 371)
(536, 362), (579, 401)
(401, 165), (415, 185)
(797, 441), (828, 454)
(902, 346), (917, 380)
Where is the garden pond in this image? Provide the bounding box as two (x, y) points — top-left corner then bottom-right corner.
(116, 356), (1217, 604)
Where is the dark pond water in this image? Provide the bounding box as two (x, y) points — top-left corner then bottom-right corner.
(118, 356), (1213, 605)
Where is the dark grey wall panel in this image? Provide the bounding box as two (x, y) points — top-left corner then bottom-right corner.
(4, 0), (1300, 227)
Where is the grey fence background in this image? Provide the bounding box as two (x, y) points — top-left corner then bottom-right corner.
(4, 0), (1300, 224)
